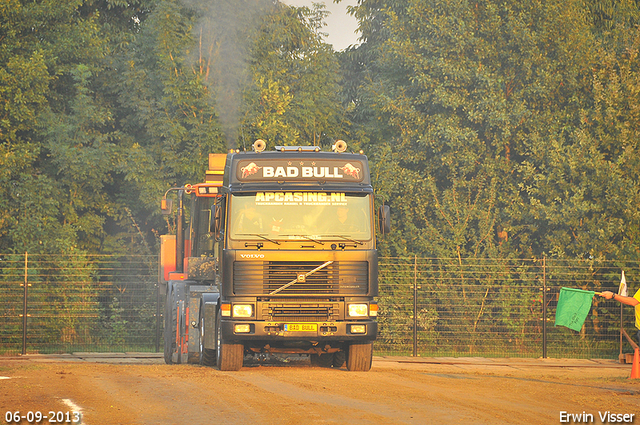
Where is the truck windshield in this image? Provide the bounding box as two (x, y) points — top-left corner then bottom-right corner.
(229, 192), (372, 242)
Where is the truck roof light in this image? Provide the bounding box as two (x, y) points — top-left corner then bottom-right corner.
(253, 139), (266, 152)
(332, 140), (347, 153)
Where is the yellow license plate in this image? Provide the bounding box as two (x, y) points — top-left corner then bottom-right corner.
(283, 323), (317, 332)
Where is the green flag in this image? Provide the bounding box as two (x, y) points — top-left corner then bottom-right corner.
(555, 287), (595, 332)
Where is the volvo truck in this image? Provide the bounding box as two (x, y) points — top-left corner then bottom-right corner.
(159, 140), (390, 371)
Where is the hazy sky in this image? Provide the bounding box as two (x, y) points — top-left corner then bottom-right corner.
(281, 0), (360, 51)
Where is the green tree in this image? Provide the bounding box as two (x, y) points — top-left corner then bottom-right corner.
(0, 0), (120, 253)
(346, 0), (610, 260)
(585, 0), (640, 30)
(114, 0), (226, 222)
(241, 3), (346, 148)
(576, 28), (640, 260)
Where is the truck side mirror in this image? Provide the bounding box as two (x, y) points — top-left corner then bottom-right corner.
(161, 198), (173, 216)
(378, 205), (391, 235)
(210, 200), (223, 235)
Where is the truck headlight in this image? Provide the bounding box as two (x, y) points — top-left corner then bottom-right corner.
(348, 304), (368, 317)
(232, 304), (253, 318)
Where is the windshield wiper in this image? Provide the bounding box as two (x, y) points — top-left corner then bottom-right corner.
(280, 234), (324, 245)
(324, 234), (364, 245)
(235, 233), (281, 245)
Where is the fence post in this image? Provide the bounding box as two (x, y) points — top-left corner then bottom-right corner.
(620, 301), (623, 362)
(413, 255), (417, 357)
(542, 256), (547, 359)
(21, 252), (28, 355)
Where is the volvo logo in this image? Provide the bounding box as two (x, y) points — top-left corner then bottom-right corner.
(240, 253), (265, 259)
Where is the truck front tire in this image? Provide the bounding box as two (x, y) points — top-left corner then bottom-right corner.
(346, 342), (373, 371)
(216, 310), (244, 371)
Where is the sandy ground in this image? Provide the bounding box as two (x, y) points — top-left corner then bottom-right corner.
(1, 354), (638, 425)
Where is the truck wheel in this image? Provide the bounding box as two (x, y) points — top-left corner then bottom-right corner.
(310, 353), (334, 368)
(215, 310), (244, 371)
(346, 342), (373, 371)
(199, 311), (217, 366)
(333, 350), (346, 368)
(163, 284), (176, 365)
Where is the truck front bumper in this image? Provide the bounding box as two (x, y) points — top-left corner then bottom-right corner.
(220, 319), (377, 342)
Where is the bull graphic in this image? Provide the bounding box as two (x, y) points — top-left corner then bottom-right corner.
(241, 162), (261, 179)
(340, 163), (361, 179)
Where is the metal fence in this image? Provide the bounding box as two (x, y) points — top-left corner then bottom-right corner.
(0, 254), (636, 359)
(377, 257), (637, 359)
(0, 253), (159, 355)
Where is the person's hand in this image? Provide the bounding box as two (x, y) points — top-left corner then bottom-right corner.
(600, 290), (615, 300)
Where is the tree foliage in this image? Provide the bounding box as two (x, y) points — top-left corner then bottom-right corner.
(241, 2), (345, 148)
(1, 0), (118, 253)
(343, 0), (640, 261)
(1, 0), (640, 265)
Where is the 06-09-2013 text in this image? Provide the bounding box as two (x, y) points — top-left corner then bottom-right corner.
(4, 411), (81, 424)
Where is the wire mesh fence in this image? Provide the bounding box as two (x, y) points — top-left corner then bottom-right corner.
(0, 253), (160, 355)
(0, 254), (637, 359)
(377, 257), (637, 359)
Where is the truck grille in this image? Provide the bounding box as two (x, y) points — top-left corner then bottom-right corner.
(233, 261), (368, 296)
(263, 303), (339, 322)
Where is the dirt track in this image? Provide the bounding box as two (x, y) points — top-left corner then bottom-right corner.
(1, 354), (639, 425)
